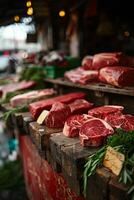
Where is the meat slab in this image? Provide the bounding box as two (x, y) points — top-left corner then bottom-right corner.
(63, 114), (93, 137)
(88, 105), (124, 119)
(69, 99), (93, 114)
(81, 56), (93, 70)
(0, 81), (36, 98)
(29, 92), (86, 119)
(92, 52), (122, 70)
(99, 66), (134, 87)
(64, 67), (98, 84)
(104, 113), (134, 131)
(45, 102), (71, 128)
(10, 88), (56, 107)
(79, 118), (114, 147)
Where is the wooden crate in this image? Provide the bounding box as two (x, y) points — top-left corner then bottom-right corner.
(109, 177), (130, 200)
(50, 133), (98, 195)
(86, 168), (111, 200)
(22, 112), (33, 135)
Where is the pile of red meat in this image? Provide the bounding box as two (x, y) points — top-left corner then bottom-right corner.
(29, 92), (134, 147)
(64, 52), (134, 87)
(63, 105), (134, 147)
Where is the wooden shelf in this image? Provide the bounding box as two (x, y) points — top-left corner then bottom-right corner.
(44, 78), (134, 96)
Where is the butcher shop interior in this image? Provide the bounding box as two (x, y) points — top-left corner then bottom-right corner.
(0, 0), (134, 200)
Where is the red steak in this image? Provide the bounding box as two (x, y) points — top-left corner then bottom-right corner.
(88, 105), (124, 119)
(99, 66), (134, 87)
(105, 113), (134, 131)
(63, 114), (93, 137)
(45, 102), (71, 128)
(29, 92), (86, 119)
(69, 99), (93, 114)
(79, 118), (114, 147)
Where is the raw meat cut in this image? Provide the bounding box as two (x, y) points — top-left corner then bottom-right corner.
(88, 105), (124, 119)
(44, 102), (71, 128)
(63, 114), (93, 137)
(122, 115), (134, 131)
(104, 113), (124, 129)
(81, 56), (93, 70)
(69, 99), (93, 114)
(0, 81), (36, 98)
(104, 113), (134, 131)
(10, 88), (56, 107)
(64, 67), (98, 84)
(92, 52), (122, 70)
(99, 66), (134, 87)
(29, 92), (86, 119)
(79, 118), (114, 147)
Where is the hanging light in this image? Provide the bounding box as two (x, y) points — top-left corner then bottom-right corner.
(27, 7), (33, 16)
(26, 1), (32, 7)
(14, 15), (20, 22)
(59, 10), (66, 17)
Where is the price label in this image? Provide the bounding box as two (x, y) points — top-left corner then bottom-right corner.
(103, 146), (125, 176)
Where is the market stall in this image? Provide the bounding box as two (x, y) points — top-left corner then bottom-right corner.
(0, 51), (134, 200)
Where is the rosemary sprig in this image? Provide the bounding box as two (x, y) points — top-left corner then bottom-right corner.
(3, 105), (28, 122)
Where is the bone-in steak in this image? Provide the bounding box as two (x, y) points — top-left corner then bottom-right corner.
(79, 118), (114, 147)
(63, 114), (93, 137)
(105, 113), (134, 131)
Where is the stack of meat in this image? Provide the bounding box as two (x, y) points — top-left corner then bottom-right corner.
(65, 52), (134, 87)
(63, 105), (134, 147)
(30, 92), (93, 127)
(29, 92), (134, 147)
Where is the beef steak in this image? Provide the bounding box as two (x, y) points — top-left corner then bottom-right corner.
(88, 105), (124, 119)
(99, 66), (134, 87)
(63, 114), (93, 137)
(105, 113), (134, 131)
(29, 92), (86, 119)
(79, 118), (114, 147)
(69, 99), (93, 115)
(44, 102), (71, 128)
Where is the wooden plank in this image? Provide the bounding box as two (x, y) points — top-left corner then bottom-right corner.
(29, 122), (45, 150)
(61, 142), (97, 196)
(29, 122), (62, 161)
(109, 177), (129, 200)
(49, 133), (99, 195)
(86, 168), (111, 200)
(22, 112), (34, 135)
(50, 133), (79, 171)
(44, 78), (134, 96)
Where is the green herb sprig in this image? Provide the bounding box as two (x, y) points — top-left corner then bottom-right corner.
(3, 105), (28, 122)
